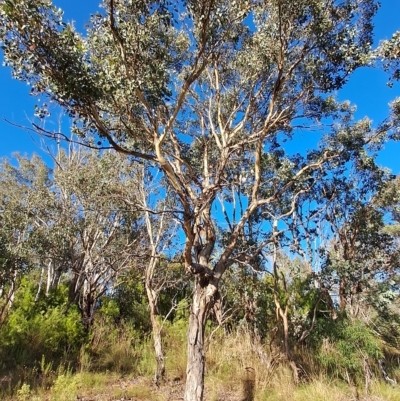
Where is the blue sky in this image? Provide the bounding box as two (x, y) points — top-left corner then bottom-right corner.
(0, 0), (399, 172)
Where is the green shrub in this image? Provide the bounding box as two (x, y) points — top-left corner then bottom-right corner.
(0, 277), (85, 374)
(50, 372), (78, 401)
(317, 319), (382, 381)
(16, 383), (31, 401)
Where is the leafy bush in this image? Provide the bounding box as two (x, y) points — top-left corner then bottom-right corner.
(317, 319), (382, 381)
(50, 372), (78, 401)
(0, 277), (85, 374)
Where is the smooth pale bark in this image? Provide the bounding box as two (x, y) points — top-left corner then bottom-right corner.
(145, 283), (165, 385)
(276, 301), (290, 360)
(151, 315), (165, 385)
(46, 260), (53, 295)
(141, 186), (170, 385)
(35, 264), (45, 302)
(0, 279), (16, 326)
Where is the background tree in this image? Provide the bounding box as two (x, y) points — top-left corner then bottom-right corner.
(135, 167), (182, 385)
(375, 30), (400, 86)
(318, 161), (398, 317)
(0, 148), (145, 329)
(0, 154), (49, 322)
(49, 147), (144, 329)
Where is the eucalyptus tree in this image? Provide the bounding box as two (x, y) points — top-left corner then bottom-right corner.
(135, 167), (181, 385)
(1, 0), (397, 399)
(0, 147), (179, 379)
(317, 159), (399, 316)
(0, 154), (50, 322)
(0, 149), (145, 329)
(378, 175), (400, 237)
(375, 30), (400, 85)
(50, 148), (145, 328)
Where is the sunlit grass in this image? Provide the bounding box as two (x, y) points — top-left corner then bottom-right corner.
(2, 323), (400, 401)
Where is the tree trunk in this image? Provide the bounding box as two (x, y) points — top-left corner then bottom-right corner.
(68, 273), (79, 304)
(0, 280), (15, 326)
(46, 259), (53, 295)
(339, 279), (346, 312)
(82, 282), (95, 329)
(151, 314), (165, 385)
(279, 306), (290, 360)
(184, 277), (215, 401)
(146, 284), (165, 385)
(35, 264), (45, 302)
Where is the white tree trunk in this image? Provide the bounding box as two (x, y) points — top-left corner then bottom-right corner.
(146, 284), (165, 385)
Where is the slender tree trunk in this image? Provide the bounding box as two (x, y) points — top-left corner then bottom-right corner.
(145, 283), (165, 385)
(46, 260), (53, 295)
(82, 297), (91, 328)
(141, 184), (171, 385)
(339, 279), (346, 312)
(0, 280), (15, 326)
(82, 282), (95, 329)
(151, 313), (165, 385)
(68, 273), (79, 303)
(184, 277), (215, 401)
(35, 264), (45, 302)
(46, 259), (61, 295)
(282, 308), (290, 360)
(272, 219), (291, 359)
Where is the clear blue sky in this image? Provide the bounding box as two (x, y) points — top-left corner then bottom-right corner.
(0, 0), (399, 171)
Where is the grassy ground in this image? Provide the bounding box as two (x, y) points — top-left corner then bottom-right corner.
(1, 327), (399, 401)
(3, 372), (400, 401)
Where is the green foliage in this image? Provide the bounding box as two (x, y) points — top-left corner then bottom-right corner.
(110, 269), (151, 332)
(0, 149), (146, 329)
(173, 298), (190, 322)
(50, 372), (79, 401)
(0, 277), (85, 373)
(16, 383), (31, 401)
(375, 30), (400, 85)
(317, 319), (382, 379)
(318, 165), (399, 318)
(219, 267), (275, 339)
(0, 155), (47, 310)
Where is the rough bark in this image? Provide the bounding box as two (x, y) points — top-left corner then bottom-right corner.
(81, 288), (95, 329)
(339, 279), (347, 313)
(184, 276), (216, 401)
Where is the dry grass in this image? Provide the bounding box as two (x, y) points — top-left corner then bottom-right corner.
(3, 369), (400, 401)
(205, 327), (288, 398)
(2, 326), (400, 401)
(202, 328), (400, 401)
(369, 381), (400, 401)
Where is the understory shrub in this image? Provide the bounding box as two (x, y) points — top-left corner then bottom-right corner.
(316, 319), (383, 382)
(0, 278), (85, 377)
